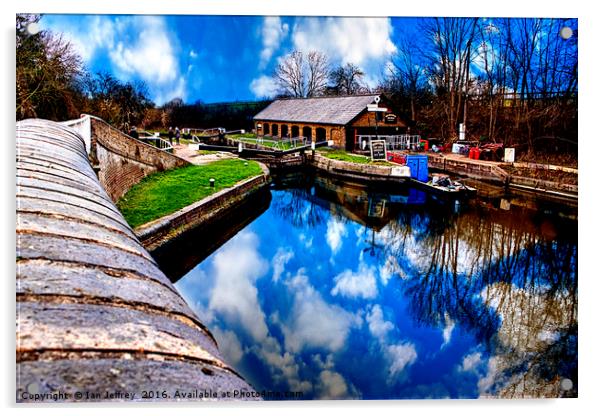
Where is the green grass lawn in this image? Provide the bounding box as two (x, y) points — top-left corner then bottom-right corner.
(318, 148), (391, 165)
(117, 159), (263, 228)
(198, 149), (218, 155)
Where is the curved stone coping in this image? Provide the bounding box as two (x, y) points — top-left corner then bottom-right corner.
(17, 358), (258, 402)
(16, 119), (255, 402)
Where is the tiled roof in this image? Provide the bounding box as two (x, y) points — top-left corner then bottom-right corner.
(254, 94), (379, 125)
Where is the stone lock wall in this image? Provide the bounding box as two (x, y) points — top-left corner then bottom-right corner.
(16, 119), (257, 402)
(89, 117), (189, 202)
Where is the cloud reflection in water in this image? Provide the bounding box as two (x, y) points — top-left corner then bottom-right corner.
(175, 179), (577, 399)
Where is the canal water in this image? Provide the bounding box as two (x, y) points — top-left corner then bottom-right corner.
(171, 173), (577, 399)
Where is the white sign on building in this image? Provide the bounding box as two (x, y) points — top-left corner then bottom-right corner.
(504, 148), (515, 163)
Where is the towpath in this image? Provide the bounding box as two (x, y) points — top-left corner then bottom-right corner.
(172, 143), (237, 165)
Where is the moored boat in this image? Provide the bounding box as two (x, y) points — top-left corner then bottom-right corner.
(410, 173), (477, 197)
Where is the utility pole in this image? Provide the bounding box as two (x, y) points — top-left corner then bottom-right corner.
(463, 40), (471, 135)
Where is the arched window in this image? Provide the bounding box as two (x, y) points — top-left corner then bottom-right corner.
(271, 124), (278, 137)
(281, 125), (289, 138)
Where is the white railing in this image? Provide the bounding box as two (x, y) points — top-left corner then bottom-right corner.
(357, 134), (422, 151)
(235, 136), (310, 151)
(138, 131), (174, 153)
(189, 127), (225, 137)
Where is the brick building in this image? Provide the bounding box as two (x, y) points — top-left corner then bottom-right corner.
(253, 94), (407, 150)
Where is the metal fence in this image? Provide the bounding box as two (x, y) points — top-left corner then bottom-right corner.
(234, 135), (310, 151)
(356, 135), (422, 151)
(138, 132), (174, 153)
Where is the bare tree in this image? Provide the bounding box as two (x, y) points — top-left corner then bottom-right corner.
(274, 50), (330, 98)
(329, 63), (366, 95)
(389, 37), (427, 121)
(306, 51), (330, 97)
(421, 17), (479, 139)
(274, 51), (305, 97)
(476, 19), (510, 142)
(16, 14), (84, 120)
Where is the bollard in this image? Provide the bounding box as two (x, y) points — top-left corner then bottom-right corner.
(209, 178), (215, 187)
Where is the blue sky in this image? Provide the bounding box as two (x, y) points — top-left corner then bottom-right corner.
(40, 14), (416, 105)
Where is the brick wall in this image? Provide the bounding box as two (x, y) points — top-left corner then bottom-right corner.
(90, 117), (189, 202)
(350, 110), (406, 129)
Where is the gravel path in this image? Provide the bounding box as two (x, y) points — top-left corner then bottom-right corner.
(172, 144), (237, 165)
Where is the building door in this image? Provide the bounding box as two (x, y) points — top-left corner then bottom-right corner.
(302, 126), (312, 141)
(271, 124), (278, 137)
(345, 128), (355, 151)
(281, 125), (289, 138)
(291, 125), (299, 138)
(316, 127), (326, 142)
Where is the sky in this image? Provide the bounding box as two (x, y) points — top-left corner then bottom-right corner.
(40, 14), (417, 105)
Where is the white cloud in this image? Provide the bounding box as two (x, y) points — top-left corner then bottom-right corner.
(378, 263), (393, 286)
(363, 302), (417, 383)
(42, 15), (115, 63)
(260, 16), (289, 68)
(249, 335), (313, 394)
(478, 356), (503, 396)
(281, 269), (361, 353)
(252, 16), (398, 97)
(386, 342), (418, 379)
(207, 234), (314, 393)
(272, 247), (294, 282)
(538, 330), (560, 343)
(189, 49), (198, 59)
(316, 370), (351, 399)
(331, 262), (378, 299)
(312, 354), (360, 399)
(299, 233), (313, 249)
(208, 231), (269, 342)
(109, 17), (181, 93)
(292, 17), (396, 66)
(378, 255), (408, 285)
(250, 75), (280, 98)
(366, 305), (394, 341)
(211, 327), (244, 366)
(290, 17), (396, 88)
(441, 313), (455, 347)
(326, 217), (348, 255)
(384, 59), (396, 77)
(460, 352), (482, 373)
(42, 15), (186, 105)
